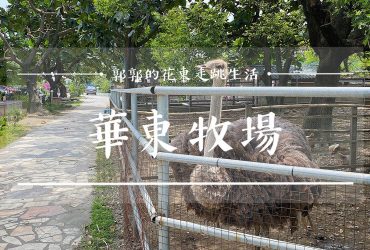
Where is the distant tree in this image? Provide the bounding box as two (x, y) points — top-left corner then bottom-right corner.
(41, 49), (87, 98)
(0, 41), (6, 84)
(0, 0), (79, 112)
(81, 0), (184, 91)
(299, 0), (369, 129)
(148, 2), (228, 86)
(215, 1), (305, 104)
(240, 1), (306, 104)
(80, 0), (186, 107)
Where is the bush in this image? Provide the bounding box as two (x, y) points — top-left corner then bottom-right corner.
(93, 77), (111, 93)
(68, 82), (85, 97)
(14, 93), (29, 109)
(7, 108), (25, 125)
(0, 116), (6, 131)
(44, 103), (66, 114)
(0, 122), (27, 148)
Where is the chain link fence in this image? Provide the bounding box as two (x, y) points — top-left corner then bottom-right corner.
(111, 87), (370, 249)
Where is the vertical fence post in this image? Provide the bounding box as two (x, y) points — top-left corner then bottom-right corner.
(131, 93), (138, 167)
(121, 93), (127, 112)
(118, 92), (122, 110)
(109, 91), (113, 109)
(157, 94), (170, 250)
(245, 103), (252, 118)
(350, 106), (357, 171)
(129, 93), (141, 241)
(115, 91), (118, 107)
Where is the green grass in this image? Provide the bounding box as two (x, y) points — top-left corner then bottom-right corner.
(44, 99), (82, 114)
(78, 149), (119, 249)
(71, 99), (83, 107)
(83, 197), (116, 248)
(44, 103), (68, 114)
(0, 124), (28, 149)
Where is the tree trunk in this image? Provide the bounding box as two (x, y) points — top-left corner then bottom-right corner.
(261, 48), (273, 105)
(22, 65), (38, 113)
(42, 53), (67, 98)
(275, 48), (294, 105)
(124, 44), (138, 110)
(59, 83), (67, 98)
(46, 77), (66, 98)
(0, 46), (6, 84)
(303, 48), (345, 131)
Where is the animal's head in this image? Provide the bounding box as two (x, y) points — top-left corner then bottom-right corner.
(197, 59), (228, 77)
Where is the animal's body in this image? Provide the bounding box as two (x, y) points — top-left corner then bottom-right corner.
(170, 117), (321, 234)
(170, 59), (320, 245)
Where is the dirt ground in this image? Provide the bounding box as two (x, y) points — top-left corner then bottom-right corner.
(123, 105), (370, 249)
(18, 97), (85, 130)
(18, 110), (58, 129)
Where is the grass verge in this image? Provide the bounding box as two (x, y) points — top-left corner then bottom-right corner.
(44, 99), (82, 114)
(0, 124), (28, 149)
(78, 148), (120, 249)
(83, 197), (116, 248)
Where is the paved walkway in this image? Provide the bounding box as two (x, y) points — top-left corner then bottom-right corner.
(0, 95), (109, 250)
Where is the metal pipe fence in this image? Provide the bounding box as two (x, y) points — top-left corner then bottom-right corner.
(122, 115), (370, 185)
(112, 86), (370, 98)
(112, 86), (370, 250)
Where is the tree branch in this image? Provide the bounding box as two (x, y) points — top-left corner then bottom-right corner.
(0, 57), (12, 62)
(0, 32), (23, 65)
(25, 14), (47, 65)
(57, 28), (74, 37)
(300, 0), (324, 47)
(66, 55), (85, 72)
(29, 0), (56, 15)
(36, 47), (55, 68)
(319, 23), (344, 46)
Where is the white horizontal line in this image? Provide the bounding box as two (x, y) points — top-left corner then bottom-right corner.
(17, 72), (105, 76)
(17, 182), (354, 186)
(267, 72), (355, 76)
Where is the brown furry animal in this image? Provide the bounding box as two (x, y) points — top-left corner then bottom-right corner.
(170, 59), (321, 247)
(170, 117), (321, 236)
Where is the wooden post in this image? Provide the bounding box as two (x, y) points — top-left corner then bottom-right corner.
(245, 103), (252, 118)
(350, 106), (357, 171)
(189, 95), (192, 112)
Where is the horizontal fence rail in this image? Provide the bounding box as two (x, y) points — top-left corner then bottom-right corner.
(122, 115), (370, 185)
(121, 115), (327, 250)
(154, 216), (322, 250)
(112, 86), (370, 98)
(110, 85), (370, 250)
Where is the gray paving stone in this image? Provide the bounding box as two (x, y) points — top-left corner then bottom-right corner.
(48, 244), (62, 250)
(1, 236), (22, 246)
(62, 235), (75, 245)
(71, 236), (82, 246)
(4, 223), (18, 230)
(0, 96), (107, 248)
(23, 201), (50, 208)
(10, 226), (33, 237)
(19, 234), (35, 242)
(0, 203), (24, 210)
(8, 243), (47, 250)
(0, 218), (18, 226)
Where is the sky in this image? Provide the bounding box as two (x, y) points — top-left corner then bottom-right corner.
(0, 0), (8, 9)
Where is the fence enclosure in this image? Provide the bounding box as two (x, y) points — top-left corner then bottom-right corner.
(110, 86), (370, 250)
